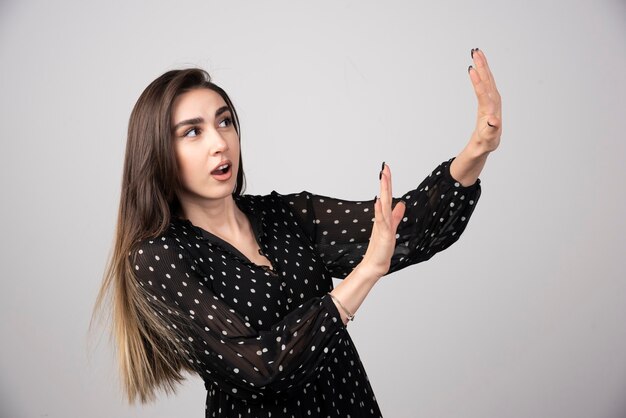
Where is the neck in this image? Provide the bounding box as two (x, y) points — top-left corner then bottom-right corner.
(179, 194), (248, 240)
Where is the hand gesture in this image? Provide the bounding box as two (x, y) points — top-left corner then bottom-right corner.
(360, 163), (406, 279)
(468, 48), (502, 154)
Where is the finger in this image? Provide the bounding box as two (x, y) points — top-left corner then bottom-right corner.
(379, 163), (391, 222)
(385, 163), (393, 202)
(373, 195), (382, 225)
(473, 50), (501, 110)
(391, 200), (406, 232)
(472, 49), (496, 93)
(476, 49), (499, 91)
(468, 67), (493, 112)
(480, 50), (502, 113)
(383, 164), (395, 223)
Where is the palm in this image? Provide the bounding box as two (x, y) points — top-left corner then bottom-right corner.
(362, 164), (406, 278)
(468, 49), (502, 153)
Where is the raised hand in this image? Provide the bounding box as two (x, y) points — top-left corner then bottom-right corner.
(468, 48), (502, 154)
(328, 163), (406, 324)
(361, 163), (406, 278)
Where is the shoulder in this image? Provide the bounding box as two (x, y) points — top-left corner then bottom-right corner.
(236, 191), (283, 207)
(237, 190), (313, 205)
(130, 219), (203, 267)
(236, 191), (310, 216)
(237, 192), (317, 232)
(129, 221), (213, 293)
(268, 190), (314, 205)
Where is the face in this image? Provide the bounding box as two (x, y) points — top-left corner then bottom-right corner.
(171, 88), (240, 205)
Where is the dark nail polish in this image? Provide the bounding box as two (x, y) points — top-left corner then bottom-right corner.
(379, 170), (382, 180)
(374, 196), (377, 203)
(471, 48), (475, 59)
(381, 161), (385, 171)
(468, 65), (473, 73)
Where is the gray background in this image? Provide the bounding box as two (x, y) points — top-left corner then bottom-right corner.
(1, 0), (625, 417)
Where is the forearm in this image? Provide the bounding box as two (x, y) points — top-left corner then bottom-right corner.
(449, 135), (491, 187)
(458, 47), (501, 184)
(330, 263), (380, 325)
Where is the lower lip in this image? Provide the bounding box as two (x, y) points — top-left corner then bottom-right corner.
(211, 167), (233, 181)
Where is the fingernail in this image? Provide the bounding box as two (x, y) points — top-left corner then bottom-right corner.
(374, 196), (377, 203)
(381, 161), (385, 171)
(379, 170), (382, 180)
(468, 65), (473, 73)
(471, 48), (475, 59)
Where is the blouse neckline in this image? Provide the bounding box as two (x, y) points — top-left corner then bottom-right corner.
(171, 195), (277, 275)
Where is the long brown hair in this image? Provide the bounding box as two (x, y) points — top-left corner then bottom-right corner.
(92, 69), (245, 403)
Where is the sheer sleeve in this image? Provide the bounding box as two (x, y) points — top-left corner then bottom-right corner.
(274, 156), (482, 278)
(130, 237), (346, 401)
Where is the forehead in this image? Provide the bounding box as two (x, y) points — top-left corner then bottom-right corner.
(171, 88), (228, 123)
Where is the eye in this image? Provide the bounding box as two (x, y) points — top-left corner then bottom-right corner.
(183, 127), (201, 138)
(218, 116), (233, 128)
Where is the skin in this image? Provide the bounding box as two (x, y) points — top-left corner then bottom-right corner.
(171, 89), (273, 269)
(171, 49), (502, 325)
(449, 48), (502, 186)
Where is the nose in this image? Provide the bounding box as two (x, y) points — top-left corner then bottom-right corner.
(208, 130), (229, 155)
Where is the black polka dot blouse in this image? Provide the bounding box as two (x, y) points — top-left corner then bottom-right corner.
(131, 157), (481, 417)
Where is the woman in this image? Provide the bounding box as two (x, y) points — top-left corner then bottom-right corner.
(95, 48), (501, 417)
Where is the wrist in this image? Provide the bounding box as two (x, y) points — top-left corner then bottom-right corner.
(353, 262), (383, 284)
(450, 140), (489, 187)
(330, 263), (380, 325)
(466, 132), (492, 158)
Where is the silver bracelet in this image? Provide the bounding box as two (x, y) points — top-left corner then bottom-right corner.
(328, 293), (355, 321)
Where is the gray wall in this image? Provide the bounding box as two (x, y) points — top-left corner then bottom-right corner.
(1, 0), (625, 417)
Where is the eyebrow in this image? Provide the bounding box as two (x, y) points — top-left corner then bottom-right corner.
(172, 106), (231, 132)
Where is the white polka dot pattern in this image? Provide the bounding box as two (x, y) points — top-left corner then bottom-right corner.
(278, 157), (482, 279)
(130, 157), (481, 417)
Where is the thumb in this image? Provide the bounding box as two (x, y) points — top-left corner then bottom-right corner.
(391, 200), (406, 231)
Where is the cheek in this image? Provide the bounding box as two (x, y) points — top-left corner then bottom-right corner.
(230, 136), (241, 173)
(175, 146), (203, 184)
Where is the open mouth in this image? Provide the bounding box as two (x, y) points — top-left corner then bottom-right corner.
(210, 163), (231, 176)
